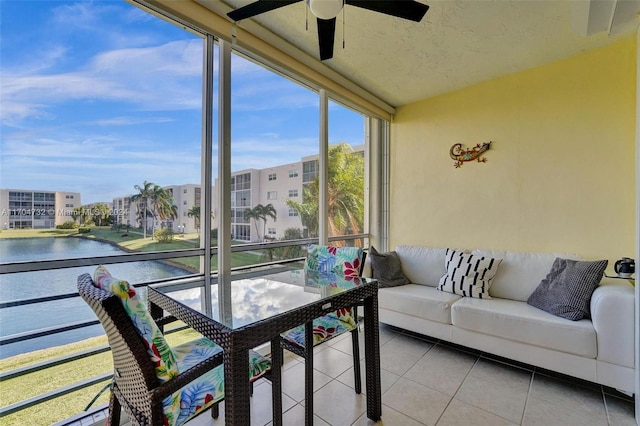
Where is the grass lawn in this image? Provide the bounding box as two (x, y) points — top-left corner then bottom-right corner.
(0, 328), (202, 426)
(0, 228), (78, 238)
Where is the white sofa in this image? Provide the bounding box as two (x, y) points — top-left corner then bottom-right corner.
(367, 245), (635, 394)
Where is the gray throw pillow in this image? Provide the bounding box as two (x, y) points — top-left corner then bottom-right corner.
(369, 246), (410, 288)
(527, 258), (607, 321)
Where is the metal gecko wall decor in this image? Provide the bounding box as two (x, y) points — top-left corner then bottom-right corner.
(449, 141), (492, 168)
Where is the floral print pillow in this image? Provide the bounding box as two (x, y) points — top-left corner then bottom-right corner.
(305, 245), (364, 278)
(93, 265), (178, 383)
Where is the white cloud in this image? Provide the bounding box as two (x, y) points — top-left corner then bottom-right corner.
(94, 116), (176, 126)
(0, 1), (358, 204)
(1, 39), (204, 125)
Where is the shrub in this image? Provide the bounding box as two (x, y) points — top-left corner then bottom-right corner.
(78, 227), (91, 234)
(56, 221), (79, 229)
(154, 228), (175, 243)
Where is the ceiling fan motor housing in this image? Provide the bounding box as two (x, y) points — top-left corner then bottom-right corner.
(308, 0), (344, 20)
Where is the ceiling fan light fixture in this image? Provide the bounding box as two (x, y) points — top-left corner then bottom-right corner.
(308, 0), (343, 20)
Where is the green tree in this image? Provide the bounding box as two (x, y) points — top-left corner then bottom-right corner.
(71, 207), (83, 224)
(262, 227), (306, 263)
(244, 205), (263, 241)
(257, 203), (277, 242)
(187, 205), (201, 232)
(188, 205), (214, 234)
(245, 203), (277, 242)
(131, 180), (155, 238)
(149, 185), (177, 235)
(92, 203), (111, 226)
(286, 143), (364, 244)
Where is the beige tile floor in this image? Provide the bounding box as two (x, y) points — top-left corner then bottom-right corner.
(186, 324), (636, 426)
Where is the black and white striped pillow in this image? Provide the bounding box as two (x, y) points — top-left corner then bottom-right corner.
(437, 249), (502, 299)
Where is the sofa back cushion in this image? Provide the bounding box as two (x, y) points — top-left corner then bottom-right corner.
(471, 249), (582, 301)
(395, 245), (449, 287)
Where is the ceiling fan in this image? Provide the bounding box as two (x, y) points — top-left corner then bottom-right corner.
(227, 0), (429, 60)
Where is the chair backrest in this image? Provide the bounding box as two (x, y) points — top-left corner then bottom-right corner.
(304, 245), (365, 277)
(305, 246), (366, 327)
(92, 266), (178, 383)
(77, 273), (159, 411)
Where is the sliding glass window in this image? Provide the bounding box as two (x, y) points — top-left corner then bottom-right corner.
(327, 99), (367, 247)
(0, 2), (205, 423)
(228, 51), (319, 267)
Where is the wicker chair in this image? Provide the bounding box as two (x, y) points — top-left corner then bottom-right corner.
(279, 245), (366, 418)
(78, 271), (274, 426)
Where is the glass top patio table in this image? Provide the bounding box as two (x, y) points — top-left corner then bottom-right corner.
(149, 268), (374, 329)
(146, 267), (382, 425)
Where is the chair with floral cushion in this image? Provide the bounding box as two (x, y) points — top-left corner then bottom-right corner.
(279, 245), (366, 419)
(78, 266), (276, 426)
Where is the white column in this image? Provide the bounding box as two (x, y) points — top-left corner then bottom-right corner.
(319, 89), (329, 245)
(218, 38), (233, 324)
(634, 24), (639, 426)
(201, 34), (215, 315)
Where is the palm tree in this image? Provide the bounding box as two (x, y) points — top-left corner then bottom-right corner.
(150, 185), (177, 235)
(71, 206), (84, 224)
(244, 206), (263, 241)
(286, 185), (319, 237)
(187, 205), (201, 233)
(257, 203), (277, 242)
(187, 205), (214, 234)
(325, 145), (363, 239)
(92, 203), (111, 226)
(131, 180), (155, 238)
(286, 143), (364, 245)
(244, 204), (277, 242)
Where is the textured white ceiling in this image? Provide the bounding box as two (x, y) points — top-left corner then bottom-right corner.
(205, 0), (639, 107)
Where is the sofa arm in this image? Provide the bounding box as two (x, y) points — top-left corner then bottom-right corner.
(590, 283), (635, 368)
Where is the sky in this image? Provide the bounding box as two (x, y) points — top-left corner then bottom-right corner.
(0, 0), (364, 204)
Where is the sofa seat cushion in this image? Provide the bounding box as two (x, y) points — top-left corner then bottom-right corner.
(451, 298), (596, 358)
(380, 284), (462, 324)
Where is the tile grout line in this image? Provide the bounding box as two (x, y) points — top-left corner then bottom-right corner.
(602, 386), (612, 426)
(432, 349), (528, 426)
(432, 351), (479, 426)
(520, 367), (537, 426)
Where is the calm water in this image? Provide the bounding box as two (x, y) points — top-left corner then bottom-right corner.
(0, 238), (191, 359)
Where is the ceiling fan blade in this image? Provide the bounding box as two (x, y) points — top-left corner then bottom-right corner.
(345, 0), (429, 22)
(228, 0), (302, 21)
(317, 17), (336, 60)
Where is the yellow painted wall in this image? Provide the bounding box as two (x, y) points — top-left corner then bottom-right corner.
(391, 37), (636, 262)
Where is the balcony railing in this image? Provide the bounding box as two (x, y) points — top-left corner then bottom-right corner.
(0, 235), (366, 425)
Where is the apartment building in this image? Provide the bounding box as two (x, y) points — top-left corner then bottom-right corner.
(113, 184), (202, 234)
(111, 144), (363, 238)
(165, 184), (201, 233)
(212, 144), (364, 242)
(214, 161), (307, 242)
(0, 189), (81, 229)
